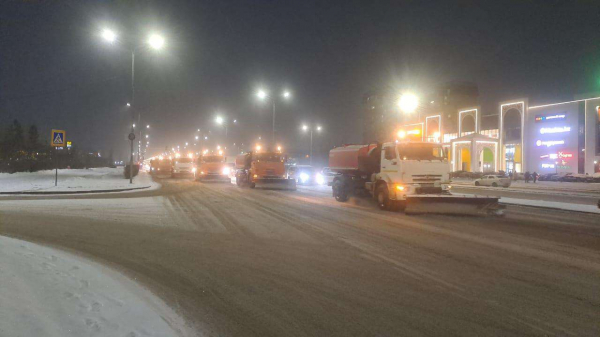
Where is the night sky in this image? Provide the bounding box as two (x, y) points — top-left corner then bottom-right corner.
(1, 0), (599, 161)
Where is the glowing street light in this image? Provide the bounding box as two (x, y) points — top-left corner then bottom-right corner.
(215, 116), (224, 125)
(301, 124), (323, 165)
(398, 93), (419, 114)
(146, 125), (150, 129)
(148, 34), (165, 50)
(256, 88), (291, 144)
(101, 28), (116, 43)
(99, 27), (168, 182)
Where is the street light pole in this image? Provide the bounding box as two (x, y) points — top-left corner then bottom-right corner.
(272, 100), (276, 145)
(129, 49), (135, 184)
(309, 129), (313, 166)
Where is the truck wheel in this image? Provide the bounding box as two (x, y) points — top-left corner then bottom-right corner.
(492, 182), (498, 187)
(250, 183), (256, 188)
(376, 185), (391, 211)
(333, 180), (348, 202)
(475, 181), (480, 186)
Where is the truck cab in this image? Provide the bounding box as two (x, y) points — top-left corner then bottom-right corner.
(235, 151), (296, 190)
(196, 154), (230, 182)
(372, 142), (451, 197)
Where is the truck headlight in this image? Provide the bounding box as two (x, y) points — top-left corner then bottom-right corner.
(395, 185), (405, 191)
(222, 167), (231, 175)
(192, 167), (197, 173)
(300, 172), (309, 183)
(316, 173), (325, 185)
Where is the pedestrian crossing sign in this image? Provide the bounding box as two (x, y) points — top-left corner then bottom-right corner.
(51, 129), (66, 147)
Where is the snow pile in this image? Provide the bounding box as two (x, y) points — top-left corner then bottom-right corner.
(499, 197), (600, 214)
(0, 236), (187, 337)
(0, 167), (158, 193)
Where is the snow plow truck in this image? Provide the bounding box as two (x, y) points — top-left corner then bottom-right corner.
(196, 153), (231, 182)
(235, 150), (296, 190)
(329, 141), (503, 215)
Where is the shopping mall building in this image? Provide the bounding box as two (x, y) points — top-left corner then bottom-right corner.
(363, 86), (600, 175)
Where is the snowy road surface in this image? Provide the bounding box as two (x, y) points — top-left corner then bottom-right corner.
(1, 177), (599, 336)
(0, 236), (188, 337)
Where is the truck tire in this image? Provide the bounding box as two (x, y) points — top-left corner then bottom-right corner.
(250, 183), (256, 188)
(333, 180), (349, 202)
(475, 181), (480, 186)
(376, 184), (392, 211)
(492, 182), (498, 187)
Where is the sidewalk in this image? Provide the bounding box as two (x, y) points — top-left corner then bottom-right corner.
(0, 168), (159, 195)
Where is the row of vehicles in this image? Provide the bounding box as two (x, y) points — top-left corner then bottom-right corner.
(150, 140), (503, 216)
(538, 172), (600, 183)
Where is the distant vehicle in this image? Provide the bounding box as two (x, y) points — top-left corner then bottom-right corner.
(196, 154), (230, 182)
(572, 173), (594, 183)
(474, 175), (511, 187)
(320, 167), (339, 186)
(287, 165), (319, 185)
(151, 159), (172, 175)
(172, 157), (196, 178)
(235, 150), (296, 190)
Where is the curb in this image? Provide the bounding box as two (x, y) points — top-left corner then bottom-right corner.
(0, 186), (151, 195)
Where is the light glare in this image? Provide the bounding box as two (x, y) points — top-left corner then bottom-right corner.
(148, 34), (165, 50)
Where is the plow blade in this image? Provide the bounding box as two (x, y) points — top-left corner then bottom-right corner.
(254, 178), (297, 190)
(405, 195), (504, 216)
(197, 174), (231, 183)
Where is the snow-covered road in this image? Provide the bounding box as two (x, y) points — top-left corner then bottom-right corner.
(1, 177), (599, 336)
(0, 236), (189, 337)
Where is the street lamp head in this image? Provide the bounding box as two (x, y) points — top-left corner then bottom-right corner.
(257, 89), (267, 100)
(145, 135), (149, 138)
(101, 28), (117, 43)
(215, 116), (224, 125)
(398, 93), (419, 113)
(302, 125), (308, 131)
(132, 123), (136, 128)
(126, 102), (131, 107)
(233, 119), (237, 123)
(146, 125), (150, 129)
(148, 34), (165, 50)
(282, 91), (291, 99)
(195, 136), (199, 140)
(316, 126), (322, 131)
(204, 136), (208, 140)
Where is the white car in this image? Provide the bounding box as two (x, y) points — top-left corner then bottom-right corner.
(171, 157), (196, 178)
(474, 175), (511, 187)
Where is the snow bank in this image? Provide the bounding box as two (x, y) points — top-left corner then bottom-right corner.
(0, 236), (188, 337)
(0, 168), (159, 193)
(499, 197), (600, 214)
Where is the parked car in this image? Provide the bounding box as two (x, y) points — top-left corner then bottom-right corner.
(474, 175), (512, 187)
(592, 172), (600, 183)
(558, 173), (578, 182)
(573, 173), (594, 182)
(287, 165), (319, 185)
(320, 167), (339, 186)
(537, 173), (556, 181)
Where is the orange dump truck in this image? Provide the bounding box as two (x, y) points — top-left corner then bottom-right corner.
(196, 154), (231, 182)
(235, 151), (296, 190)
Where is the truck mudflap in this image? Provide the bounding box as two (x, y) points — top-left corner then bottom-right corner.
(254, 178), (297, 190)
(197, 174), (231, 183)
(404, 194), (504, 216)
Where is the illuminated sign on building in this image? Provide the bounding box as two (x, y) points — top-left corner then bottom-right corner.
(541, 163), (555, 169)
(536, 140), (565, 147)
(540, 152), (573, 159)
(539, 126), (571, 134)
(535, 114), (566, 122)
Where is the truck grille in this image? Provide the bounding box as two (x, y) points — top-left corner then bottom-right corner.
(416, 186), (443, 194)
(412, 174), (442, 183)
(266, 169), (276, 175)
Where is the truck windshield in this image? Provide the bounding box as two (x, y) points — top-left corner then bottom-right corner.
(256, 153), (283, 162)
(201, 156), (224, 163)
(397, 144), (445, 161)
(175, 158), (193, 164)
